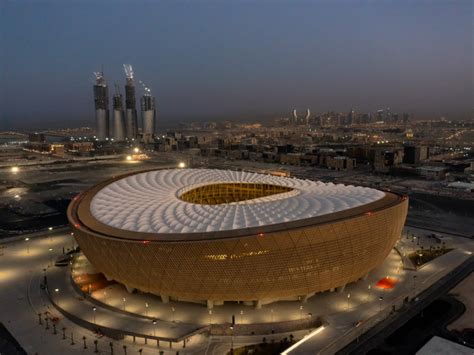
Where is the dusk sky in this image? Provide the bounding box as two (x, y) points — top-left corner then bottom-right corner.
(1, 1), (472, 131)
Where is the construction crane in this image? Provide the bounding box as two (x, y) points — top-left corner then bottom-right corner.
(138, 80), (151, 95)
(123, 64), (134, 79)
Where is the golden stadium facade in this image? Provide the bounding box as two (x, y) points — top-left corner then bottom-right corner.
(68, 168), (408, 306)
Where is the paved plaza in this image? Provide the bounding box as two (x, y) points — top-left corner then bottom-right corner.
(0, 228), (473, 354)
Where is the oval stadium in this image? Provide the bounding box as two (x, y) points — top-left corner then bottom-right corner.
(68, 168), (408, 307)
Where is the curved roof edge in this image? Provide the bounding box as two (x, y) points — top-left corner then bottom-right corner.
(68, 168), (407, 243)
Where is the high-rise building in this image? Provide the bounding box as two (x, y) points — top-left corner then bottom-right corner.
(141, 86), (156, 144)
(112, 85), (126, 141)
(93, 72), (110, 141)
(123, 64), (138, 140)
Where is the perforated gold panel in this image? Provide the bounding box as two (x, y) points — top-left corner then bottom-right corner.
(70, 185), (408, 302)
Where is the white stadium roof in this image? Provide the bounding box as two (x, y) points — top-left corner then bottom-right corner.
(90, 169), (385, 234)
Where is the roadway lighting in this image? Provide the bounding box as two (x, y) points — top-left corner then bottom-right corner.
(208, 309), (212, 324)
(122, 297), (126, 310)
(11, 166), (19, 173)
(152, 319), (157, 336)
(25, 238), (30, 253)
(178, 162), (186, 168)
(92, 307), (97, 325)
(48, 247), (53, 266)
(145, 302), (149, 317)
(347, 293), (351, 309)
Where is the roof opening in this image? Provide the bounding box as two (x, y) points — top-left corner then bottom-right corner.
(179, 183), (293, 205)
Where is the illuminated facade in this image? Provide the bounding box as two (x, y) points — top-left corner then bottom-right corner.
(68, 169), (408, 307)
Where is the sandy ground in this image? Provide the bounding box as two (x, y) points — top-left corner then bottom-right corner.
(448, 272), (474, 331)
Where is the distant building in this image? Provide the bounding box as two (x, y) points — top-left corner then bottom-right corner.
(93, 72), (110, 141)
(28, 133), (45, 143)
(141, 91), (156, 144)
(416, 166), (447, 180)
(327, 156), (356, 170)
(123, 64), (138, 140)
(112, 86), (126, 141)
(403, 145), (429, 164)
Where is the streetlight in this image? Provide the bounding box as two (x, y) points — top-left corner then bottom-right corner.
(11, 166), (19, 174)
(208, 309), (212, 325)
(178, 162), (186, 168)
(171, 306), (175, 322)
(133, 147), (140, 153)
(347, 293), (351, 310)
(299, 305), (303, 320)
(122, 297), (126, 311)
(48, 248), (53, 266)
(378, 296), (384, 312)
(92, 306), (97, 325)
(152, 319), (157, 337)
(103, 290), (107, 304)
(25, 238), (30, 254)
(145, 302), (149, 317)
(240, 310), (244, 324)
(270, 308), (274, 323)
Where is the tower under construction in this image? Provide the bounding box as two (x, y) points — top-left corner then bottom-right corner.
(123, 64), (138, 140)
(93, 72), (110, 140)
(112, 84), (126, 141)
(140, 82), (156, 144)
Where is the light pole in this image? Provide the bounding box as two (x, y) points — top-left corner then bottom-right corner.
(347, 293), (351, 310)
(299, 305), (303, 320)
(48, 248), (53, 266)
(379, 296), (384, 312)
(171, 306), (175, 322)
(54, 288), (60, 307)
(152, 319), (157, 337)
(123, 297), (126, 311)
(240, 310), (244, 324)
(103, 290), (107, 304)
(145, 302), (149, 317)
(208, 309), (212, 325)
(92, 306), (97, 325)
(270, 308), (274, 323)
(25, 238), (30, 254)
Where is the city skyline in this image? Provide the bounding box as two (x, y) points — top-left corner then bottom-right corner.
(1, 1), (472, 131)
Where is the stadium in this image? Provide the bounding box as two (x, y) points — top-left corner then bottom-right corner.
(68, 168), (408, 307)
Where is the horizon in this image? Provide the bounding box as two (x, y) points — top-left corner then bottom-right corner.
(1, 1), (472, 131)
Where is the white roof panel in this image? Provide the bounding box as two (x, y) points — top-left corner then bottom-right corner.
(90, 169), (385, 234)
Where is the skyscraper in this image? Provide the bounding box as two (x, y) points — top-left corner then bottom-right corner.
(112, 85), (125, 141)
(141, 85), (156, 144)
(93, 72), (109, 141)
(123, 64), (138, 140)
